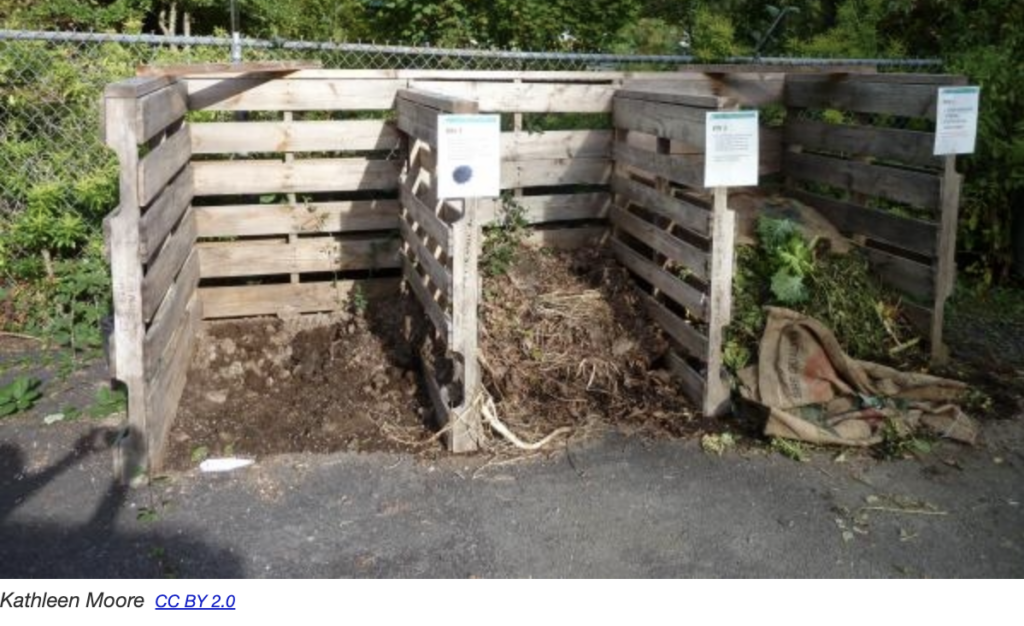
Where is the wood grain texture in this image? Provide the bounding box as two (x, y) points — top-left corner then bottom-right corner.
(195, 199), (400, 238)
(144, 292), (200, 472)
(524, 226), (607, 250)
(399, 214), (452, 298)
(784, 118), (940, 169)
(787, 188), (937, 257)
(143, 249), (200, 374)
(138, 124), (191, 207)
(614, 89), (733, 109)
(140, 165), (193, 262)
(197, 235), (400, 278)
(199, 278), (398, 318)
(190, 120), (401, 154)
(142, 208), (196, 323)
(865, 247), (935, 300)
(409, 80), (615, 113)
(136, 81), (188, 144)
(139, 60), (320, 78)
(639, 291), (708, 359)
(666, 349), (707, 406)
(614, 143), (703, 189)
(477, 192), (610, 225)
(501, 158), (610, 188)
(401, 186), (450, 254)
(613, 97), (708, 146)
(703, 187), (735, 417)
(785, 76), (959, 119)
(192, 158), (401, 195)
(611, 205), (709, 280)
(502, 130), (611, 160)
(784, 152), (941, 211)
(623, 73), (786, 108)
(612, 175), (710, 237)
(611, 237), (707, 320)
(187, 78), (405, 111)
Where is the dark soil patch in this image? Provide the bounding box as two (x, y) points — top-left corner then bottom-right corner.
(167, 296), (436, 469)
(479, 244), (703, 445)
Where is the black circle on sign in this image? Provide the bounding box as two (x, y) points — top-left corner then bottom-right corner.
(452, 165), (473, 185)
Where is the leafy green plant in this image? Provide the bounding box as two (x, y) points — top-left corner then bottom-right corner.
(756, 217), (818, 304)
(88, 385), (127, 418)
(0, 376), (43, 417)
(770, 437), (808, 463)
(350, 284), (369, 314)
(482, 191), (529, 277)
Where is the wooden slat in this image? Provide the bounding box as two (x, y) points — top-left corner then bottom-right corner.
(865, 247), (935, 300)
(525, 226), (606, 250)
(145, 292), (200, 471)
(397, 88), (477, 113)
(612, 175), (709, 237)
(447, 196), (484, 452)
(399, 215), (452, 297)
(611, 205), (708, 280)
(197, 236), (399, 278)
(105, 76), (176, 99)
(614, 143), (703, 189)
(501, 158), (610, 188)
(401, 185), (450, 253)
(931, 157), (962, 362)
(623, 74), (786, 108)
(703, 187), (735, 417)
(142, 208), (196, 323)
(396, 97), (441, 145)
(784, 118), (939, 168)
(138, 124), (191, 207)
(785, 77), (946, 119)
(199, 278), (398, 318)
(639, 291), (708, 359)
(614, 89), (733, 108)
(187, 78), (405, 111)
(140, 165), (193, 262)
(613, 97), (708, 146)
(785, 72), (966, 86)
(666, 349), (707, 405)
(409, 80), (615, 113)
(190, 120), (401, 154)
(196, 199), (400, 238)
(477, 192), (609, 225)
(401, 256), (450, 338)
(611, 237), (707, 320)
(137, 81), (188, 144)
(784, 152), (941, 211)
(788, 188), (937, 257)
(143, 250), (200, 373)
(192, 158), (401, 195)
(502, 130), (611, 160)
(138, 60), (320, 78)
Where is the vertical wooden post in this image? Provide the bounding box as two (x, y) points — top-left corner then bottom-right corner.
(932, 155), (961, 364)
(704, 186), (735, 416)
(104, 91), (148, 481)
(283, 111), (300, 284)
(448, 197), (483, 452)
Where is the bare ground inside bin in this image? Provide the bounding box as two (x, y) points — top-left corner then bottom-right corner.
(479, 244), (703, 447)
(166, 295), (436, 469)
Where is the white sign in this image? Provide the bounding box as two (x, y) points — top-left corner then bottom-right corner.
(934, 86), (980, 155)
(704, 110), (759, 187)
(436, 114), (501, 199)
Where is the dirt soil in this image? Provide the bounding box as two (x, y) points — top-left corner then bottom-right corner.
(167, 296), (435, 469)
(479, 244), (701, 446)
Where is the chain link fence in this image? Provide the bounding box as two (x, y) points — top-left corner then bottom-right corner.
(0, 28), (943, 224)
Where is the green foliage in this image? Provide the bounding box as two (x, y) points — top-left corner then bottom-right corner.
(0, 376), (43, 417)
(89, 385), (127, 418)
(756, 217), (816, 304)
(482, 191), (529, 277)
(350, 284), (369, 314)
(611, 18), (685, 56)
(770, 436), (808, 462)
(690, 5), (742, 61)
(788, 0), (906, 58)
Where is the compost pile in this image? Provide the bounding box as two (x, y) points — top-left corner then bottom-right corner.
(167, 295), (433, 469)
(478, 243), (695, 445)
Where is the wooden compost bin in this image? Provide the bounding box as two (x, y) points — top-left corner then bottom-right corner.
(102, 67), (966, 476)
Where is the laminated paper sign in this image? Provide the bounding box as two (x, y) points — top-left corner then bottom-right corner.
(704, 110), (759, 187)
(436, 114), (501, 199)
(934, 86), (980, 156)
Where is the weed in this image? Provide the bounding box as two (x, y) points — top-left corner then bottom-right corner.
(137, 507), (160, 523)
(770, 437), (809, 462)
(876, 418), (935, 459)
(88, 385), (127, 418)
(482, 191), (529, 277)
(350, 284), (369, 314)
(190, 445), (210, 464)
(701, 431), (736, 456)
(0, 376), (42, 417)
